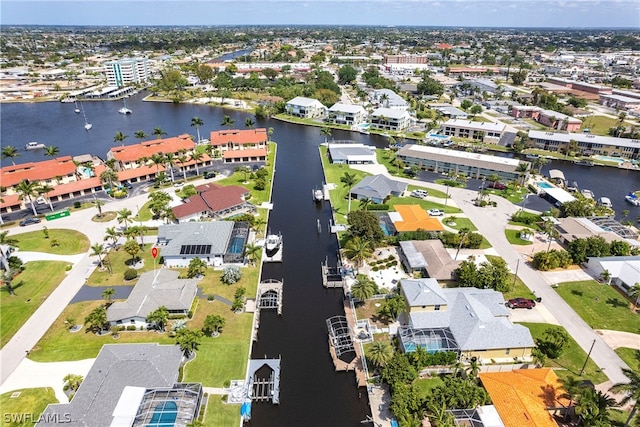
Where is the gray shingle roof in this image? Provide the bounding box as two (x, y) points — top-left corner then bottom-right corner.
(157, 222), (234, 257)
(351, 174), (407, 200)
(38, 344), (182, 427)
(107, 270), (199, 322)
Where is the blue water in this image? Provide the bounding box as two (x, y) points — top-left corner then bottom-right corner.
(404, 340), (444, 353)
(228, 235), (245, 254)
(537, 182), (553, 189)
(147, 401), (177, 427)
(379, 221), (392, 236)
(594, 155), (625, 163)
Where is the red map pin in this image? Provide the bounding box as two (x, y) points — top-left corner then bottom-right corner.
(151, 247), (158, 259)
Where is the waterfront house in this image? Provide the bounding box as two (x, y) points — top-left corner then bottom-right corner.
(327, 103), (368, 126)
(209, 128), (268, 163)
(350, 174), (407, 204)
(157, 221), (249, 267)
(370, 107), (412, 131)
(171, 182), (254, 222)
(390, 205), (445, 233)
(106, 270), (199, 327)
(398, 240), (459, 280)
(397, 278), (535, 362)
(370, 89), (409, 110)
(327, 143), (376, 164)
(37, 344), (202, 427)
(587, 256), (640, 295)
(441, 119), (505, 142)
(285, 96), (327, 119)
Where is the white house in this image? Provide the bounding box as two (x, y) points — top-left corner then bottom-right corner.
(327, 103), (368, 126)
(370, 107), (412, 131)
(285, 96), (327, 119)
(587, 256), (640, 295)
(370, 89), (409, 110)
(327, 143), (377, 164)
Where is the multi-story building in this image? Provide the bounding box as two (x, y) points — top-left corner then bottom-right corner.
(103, 58), (150, 88)
(370, 108), (412, 131)
(441, 119), (505, 142)
(209, 128), (269, 163)
(599, 94), (640, 112)
(547, 77), (612, 95)
(327, 103), (368, 126)
(383, 54), (429, 64)
(527, 130), (640, 159)
(511, 106), (582, 132)
(285, 96), (327, 119)
(370, 89), (408, 110)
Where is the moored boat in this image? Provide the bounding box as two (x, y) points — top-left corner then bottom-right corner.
(580, 189), (595, 199)
(625, 193), (640, 206)
(265, 233), (282, 256)
(574, 159), (594, 167)
(25, 141), (46, 150)
(314, 189), (324, 202)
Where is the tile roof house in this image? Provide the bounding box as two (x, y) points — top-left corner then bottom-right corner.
(398, 240), (460, 280)
(479, 369), (571, 427)
(390, 205), (445, 232)
(171, 182), (253, 222)
(398, 278), (535, 362)
(107, 134), (196, 168)
(350, 174), (407, 204)
(37, 344), (202, 427)
(209, 128), (268, 163)
(106, 270), (199, 326)
(285, 96), (327, 119)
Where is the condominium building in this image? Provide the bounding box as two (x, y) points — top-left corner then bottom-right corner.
(103, 58), (150, 88)
(441, 119), (505, 142)
(527, 130), (640, 159)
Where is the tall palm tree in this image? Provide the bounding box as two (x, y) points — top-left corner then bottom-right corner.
(152, 126), (167, 139)
(177, 152), (188, 180)
(454, 227), (471, 260)
(609, 368), (640, 426)
(244, 243), (262, 266)
(44, 145), (59, 159)
(340, 171), (357, 213)
(36, 183), (55, 211)
(104, 226), (121, 249)
(367, 341), (394, 368)
(164, 152), (176, 182)
(134, 130), (147, 143)
(15, 179), (39, 216)
(113, 131), (128, 146)
(575, 388), (615, 427)
(117, 208), (133, 230)
(150, 153), (165, 174)
(191, 116), (204, 143)
(629, 282), (640, 310)
(221, 115), (235, 129)
(358, 197), (373, 211)
(267, 127), (274, 142)
(516, 162), (530, 185)
(190, 151), (204, 176)
(91, 243), (105, 268)
(2, 146), (21, 166)
(320, 126), (332, 143)
(343, 236), (372, 273)
(244, 117), (255, 129)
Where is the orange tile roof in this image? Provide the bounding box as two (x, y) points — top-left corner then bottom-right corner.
(48, 177), (103, 197)
(210, 128), (268, 147)
(392, 204), (444, 232)
(0, 194), (21, 209)
(117, 164), (165, 181)
(479, 369), (570, 427)
(1, 156), (77, 188)
(172, 184), (249, 219)
(109, 134), (195, 163)
(222, 148), (268, 159)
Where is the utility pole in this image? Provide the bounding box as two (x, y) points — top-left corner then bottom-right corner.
(512, 258), (520, 291)
(579, 339), (596, 376)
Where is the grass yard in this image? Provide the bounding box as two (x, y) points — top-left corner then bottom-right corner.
(505, 229), (534, 245)
(442, 217), (478, 232)
(28, 300), (173, 362)
(12, 229), (89, 255)
(0, 388), (58, 427)
(1, 261), (70, 348)
(87, 245), (159, 287)
(203, 395), (241, 427)
(554, 281), (640, 334)
(614, 347), (640, 371)
(581, 115), (620, 136)
(502, 276), (537, 302)
(406, 184), (447, 199)
(197, 267), (259, 302)
(413, 376), (445, 399)
(519, 322), (608, 384)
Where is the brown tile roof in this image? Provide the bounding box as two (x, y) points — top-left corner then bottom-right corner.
(172, 184), (250, 219)
(109, 134), (195, 163)
(393, 205), (444, 232)
(222, 148), (268, 159)
(408, 240), (459, 280)
(1, 156), (77, 188)
(171, 196), (209, 219)
(479, 369), (570, 427)
(210, 128), (268, 147)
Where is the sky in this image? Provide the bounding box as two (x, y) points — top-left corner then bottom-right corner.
(1, 0), (639, 28)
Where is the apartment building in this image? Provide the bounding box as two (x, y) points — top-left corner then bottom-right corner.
(528, 130), (640, 159)
(103, 58), (151, 87)
(441, 119), (505, 142)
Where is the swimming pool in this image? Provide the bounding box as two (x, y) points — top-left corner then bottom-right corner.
(537, 182), (554, 189)
(80, 166), (94, 177)
(147, 401), (177, 427)
(227, 235), (245, 254)
(593, 155), (624, 164)
(357, 123), (371, 130)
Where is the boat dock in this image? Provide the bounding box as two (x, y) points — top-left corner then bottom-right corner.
(322, 263), (345, 288)
(263, 244), (283, 262)
(326, 309), (367, 388)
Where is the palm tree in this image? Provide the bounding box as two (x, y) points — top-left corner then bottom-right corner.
(575, 388), (615, 427)
(351, 276), (376, 302)
(164, 152), (176, 182)
(343, 236), (373, 273)
(267, 127), (274, 142)
(63, 374), (83, 393)
(244, 117), (255, 129)
(190, 151), (204, 176)
(150, 153), (166, 174)
(91, 243), (105, 268)
(44, 145), (59, 159)
(516, 162), (530, 185)
(597, 269), (611, 301)
(320, 126), (332, 143)
(152, 126), (167, 139)
(117, 208), (133, 230)
(221, 115), (235, 129)
(175, 328), (204, 357)
(629, 282), (640, 311)
(202, 314), (226, 337)
(609, 368), (640, 426)
(15, 179), (39, 216)
(134, 130), (147, 143)
(94, 198), (105, 218)
(101, 287), (116, 304)
(36, 183), (55, 211)
(454, 227), (471, 260)
(146, 306), (169, 331)
(340, 171), (357, 213)
(2, 146), (21, 165)
(367, 341), (394, 368)
(177, 152), (188, 180)
(113, 131), (129, 146)
(358, 197), (373, 211)
(244, 242), (262, 266)
(104, 226), (121, 249)
(190, 116), (204, 143)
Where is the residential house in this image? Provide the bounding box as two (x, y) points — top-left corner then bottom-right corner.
(512, 106), (582, 132)
(285, 96), (327, 119)
(398, 240), (460, 280)
(587, 256), (640, 295)
(398, 278), (535, 362)
(389, 205), (445, 233)
(327, 143), (376, 165)
(431, 104), (468, 119)
(350, 174), (407, 204)
(370, 89), (408, 110)
(441, 119), (505, 142)
(327, 103), (368, 126)
(157, 221), (249, 267)
(209, 128), (268, 163)
(479, 369), (570, 427)
(37, 344), (202, 427)
(106, 270), (199, 327)
(171, 183), (253, 222)
(370, 108), (412, 131)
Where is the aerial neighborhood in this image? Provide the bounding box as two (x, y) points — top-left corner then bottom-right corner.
(0, 25), (639, 427)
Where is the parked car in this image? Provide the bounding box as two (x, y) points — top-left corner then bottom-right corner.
(19, 217), (41, 227)
(410, 189), (429, 199)
(204, 171), (216, 179)
(173, 182), (184, 188)
(488, 182), (507, 190)
(123, 182), (133, 189)
(506, 298), (536, 309)
(427, 209), (445, 217)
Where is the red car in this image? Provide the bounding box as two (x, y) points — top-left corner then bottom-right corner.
(507, 298), (536, 309)
(489, 182), (507, 190)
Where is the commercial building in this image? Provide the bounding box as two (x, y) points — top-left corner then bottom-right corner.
(103, 58), (151, 88)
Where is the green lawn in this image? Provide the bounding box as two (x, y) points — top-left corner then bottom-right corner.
(615, 347), (640, 371)
(87, 245), (159, 287)
(1, 261), (70, 348)
(0, 388), (58, 427)
(505, 229), (534, 245)
(442, 217), (478, 232)
(519, 322), (608, 384)
(502, 276), (537, 302)
(407, 184), (447, 199)
(12, 229), (89, 255)
(581, 115), (620, 137)
(203, 395), (241, 427)
(554, 281), (640, 334)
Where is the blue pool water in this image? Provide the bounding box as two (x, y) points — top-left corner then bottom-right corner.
(80, 166), (94, 177)
(379, 221), (392, 236)
(147, 401), (177, 427)
(427, 133), (448, 140)
(404, 341), (444, 353)
(357, 123), (371, 130)
(228, 235), (245, 254)
(593, 155), (624, 163)
(537, 182), (554, 189)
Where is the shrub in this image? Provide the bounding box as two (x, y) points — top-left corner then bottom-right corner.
(73, 201), (82, 209)
(221, 265), (242, 285)
(123, 268), (137, 281)
(207, 295), (215, 301)
(254, 178), (266, 191)
(187, 310), (193, 319)
(368, 204), (390, 211)
(126, 325), (136, 331)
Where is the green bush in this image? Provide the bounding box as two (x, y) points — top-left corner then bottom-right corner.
(126, 325), (136, 331)
(123, 268), (137, 281)
(73, 201), (82, 209)
(368, 204), (390, 211)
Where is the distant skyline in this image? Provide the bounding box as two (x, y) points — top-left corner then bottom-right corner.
(2, 0), (639, 28)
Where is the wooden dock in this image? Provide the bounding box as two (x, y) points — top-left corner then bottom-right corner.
(326, 301), (367, 388)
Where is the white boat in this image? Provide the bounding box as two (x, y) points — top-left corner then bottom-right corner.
(265, 233), (282, 255)
(314, 189), (324, 202)
(597, 197), (612, 208)
(25, 141), (46, 150)
(74, 100), (80, 114)
(80, 102), (92, 130)
(118, 99), (132, 115)
(625, 194), (640, 206)
(580, 189), (595, 199)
